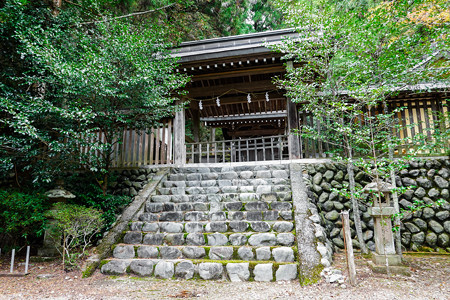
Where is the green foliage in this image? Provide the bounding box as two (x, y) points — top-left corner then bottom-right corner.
(64, 172), (131, 230)
(0, 0), (188, 190)
(0, 189), (50, 247)
(46, 202), (104, 269)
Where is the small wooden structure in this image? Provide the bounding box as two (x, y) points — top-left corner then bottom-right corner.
(104, 29), (448, 167)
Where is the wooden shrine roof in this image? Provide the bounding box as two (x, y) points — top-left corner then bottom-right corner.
(172, 29), (298, 125)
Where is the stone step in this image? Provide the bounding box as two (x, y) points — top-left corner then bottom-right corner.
(150, 192), (292, 203)
(171, 164), (289, 174)
(122, 232), (295, 247)
(130, 219), (295, 233)
(101, 258), (298, 281)
(145, 201), (293, 213)
(112, 244), (297, 262)
(162, 178), (289, 188)
(157, 184), (290, 195)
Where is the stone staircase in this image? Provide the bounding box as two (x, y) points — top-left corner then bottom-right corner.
(101, 164), (300, 281)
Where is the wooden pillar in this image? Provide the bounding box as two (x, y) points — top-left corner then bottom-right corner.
(286, 61), (301, 159)
(190, 102), (201, 143)
(174, 100), (186, 165)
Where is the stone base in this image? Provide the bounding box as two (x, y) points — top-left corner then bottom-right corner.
(372, 253), (402, 266)
(367, 261), (411, 276)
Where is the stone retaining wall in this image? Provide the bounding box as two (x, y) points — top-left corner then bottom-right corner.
(301, 158), (450, 252)
(110, 168), (159, 196)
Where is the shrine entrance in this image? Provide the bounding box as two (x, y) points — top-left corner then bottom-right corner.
(172, 29), (302, 164)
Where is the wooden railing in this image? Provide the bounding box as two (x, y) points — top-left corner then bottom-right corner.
(186, 135), (289, 163)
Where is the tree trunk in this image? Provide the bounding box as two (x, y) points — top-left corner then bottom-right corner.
(347, 153), (369, 254)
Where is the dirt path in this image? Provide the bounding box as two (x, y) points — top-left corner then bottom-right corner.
(0, 253), (448, 300)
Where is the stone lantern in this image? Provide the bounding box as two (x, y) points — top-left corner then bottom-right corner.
(363, 179), (402, 266)
(38, 180), (75, 257)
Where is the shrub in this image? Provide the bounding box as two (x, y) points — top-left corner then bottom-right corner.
(46, 203), (103, 270)
(0, 189), (50, 248)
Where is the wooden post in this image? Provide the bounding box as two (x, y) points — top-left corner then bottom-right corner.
(174, 100), (186, 165)
(191, 102), (200, 163)
(341, 211), (357, 286)
(286, 61), (301, 159)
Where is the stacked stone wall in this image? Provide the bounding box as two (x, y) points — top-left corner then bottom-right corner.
(301, 158), (450, 252)
(110, 168), (159, 196)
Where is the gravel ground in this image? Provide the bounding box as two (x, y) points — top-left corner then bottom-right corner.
(0, 252), (448, 300)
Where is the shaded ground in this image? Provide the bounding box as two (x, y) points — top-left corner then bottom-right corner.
(0, 252), (448, 300)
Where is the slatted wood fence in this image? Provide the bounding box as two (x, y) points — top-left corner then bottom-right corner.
(80, 119), (173, 168)
(186, 135), (289, 163)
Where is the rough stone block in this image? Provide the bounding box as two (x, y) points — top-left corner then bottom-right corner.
(271, 202), (292, 211)
(130, 260), (154, 276)
(185, 212), (207, 222)
(225, 202), (243, 211)
(256, 247), (271, 260)
(124, 232), (143, 244)
(205, 222), (228, 232)
(246, 202), (269, 211)
(159, 222), (183, 233)
(254, 264), (273, 282)
(160, 246), (182, 259)
(272, 170), (289, 179)
(175, 261), (195, 279)
(226, 263), (250, 282)
(229, 221), (249, 232)
(250, 221), (270, 232)
(248, 233), (277, 246)
(263, 211), (279, 221)
(182, 246), (206, 259)
(142, 222), (159, 232)
(185, 222), (204, 233)
(272, 247), (294, 262)
(247, 212), (263, 221)
(273, 221), (294, 232)
(207, 233), (228, 246)
(154, 261), (174, 279)
(229, 233), (247, 246)
(199, 263), (223, 280)
(165, 233), (185, 245)
(137, 246), (159, 258)
(240, 171), (254, 179)
(130, 222), (143, 231)
(256, 185), (272, 194)
(101, 260), (131, 275)
(276, 264), (298, 281)
(210, 212), (226, 221)
(237, 247), (254, 260)
(113, 245), (135, 259)
(280, 211), (293, 220)
(209, 247), (234, 260)
(186, 233), (206, 245)
(159, 212), (183, 222)
(277, 233), (295, 246)
(228, 211), (245, 220)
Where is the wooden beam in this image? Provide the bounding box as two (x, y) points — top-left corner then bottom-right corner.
(187, 79), (276, 98)
(201, 111), (286, 122)
(228, 129), (284, 137)
(191, 65), (285, 81)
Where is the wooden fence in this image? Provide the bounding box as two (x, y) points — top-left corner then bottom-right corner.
(390, 96), (449, 155)
(186, 135), (289, 163)
(297, 96), (448, 157)
(79, 96), (446, 168)
(80, 119), (173, 168)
